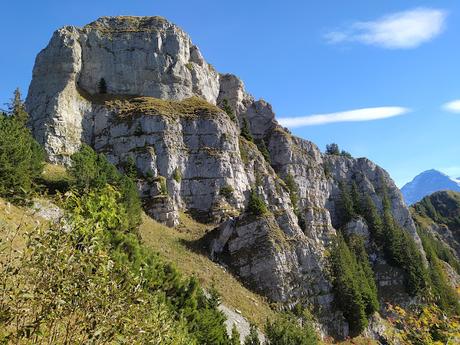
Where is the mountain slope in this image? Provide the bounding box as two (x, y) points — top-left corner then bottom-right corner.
(412, 190), (460, 261)
(24, 16), (430, 339)
(401, 169), (460, 205)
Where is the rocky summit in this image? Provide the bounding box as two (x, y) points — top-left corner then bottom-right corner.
(26, 16), (426, 338)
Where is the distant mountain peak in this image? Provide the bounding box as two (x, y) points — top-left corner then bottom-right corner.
(401, 169), (460, 205)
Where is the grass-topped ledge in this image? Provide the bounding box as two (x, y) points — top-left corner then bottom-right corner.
(106, 96), (223, 118)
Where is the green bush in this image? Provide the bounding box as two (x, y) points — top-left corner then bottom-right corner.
(0, 187), (191, 344)
(265, 312), (318, 345)
(69, 145), (142, 231)
(0, 112), (44, 202)
(220, 185), (234, 199)
(248, 190), (268, 216)
(173, 167), (182, 183)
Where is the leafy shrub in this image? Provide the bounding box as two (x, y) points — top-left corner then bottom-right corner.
(265, 312), (318, 345)
(248, 190), (268, 216)
(69, 145), (141, 231)
(387, 304), (460, 344)
(0, 190), (191, 344)
(0, 112), (44, 202)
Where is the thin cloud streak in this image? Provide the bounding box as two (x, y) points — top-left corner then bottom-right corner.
(325, 8), (447, 49)
(279, 107), (410, 128)
(442, 99), (460, 113)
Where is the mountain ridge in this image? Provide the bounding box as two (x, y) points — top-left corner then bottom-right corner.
(401, 169), (460, 205)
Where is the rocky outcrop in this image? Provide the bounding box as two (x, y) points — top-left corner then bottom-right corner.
(26, 16), (219, 163)
(26, 16), (426, 339)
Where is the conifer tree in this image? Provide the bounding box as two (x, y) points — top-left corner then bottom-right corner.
(244, 324), (260, 345)
(230, 324), (241, 345)
(339, 182), (355, 224)
(8, 88), (28, 125)
(0, 111), (44, 202)
(241, 117), (254, 142)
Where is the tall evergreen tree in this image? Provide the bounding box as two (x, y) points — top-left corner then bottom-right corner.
(339, 182), (355, 224)
(241, 117), (254, 142)
(0, 111), (44, 202)
(8, 88), (28, 125)
(330, 234), (371, 335)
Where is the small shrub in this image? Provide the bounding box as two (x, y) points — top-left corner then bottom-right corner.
(173, 167), (182, 183)
(248, 190), (268, 216)
(220, 185), (234, 199)
(156, 175), (168, 195)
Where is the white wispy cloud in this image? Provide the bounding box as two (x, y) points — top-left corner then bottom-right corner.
(442, 99), (460, 113)
(325, 8), (447, 49)
(278, 106), (410, 128)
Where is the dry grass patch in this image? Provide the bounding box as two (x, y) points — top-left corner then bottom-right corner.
(139, 212), (275, 327)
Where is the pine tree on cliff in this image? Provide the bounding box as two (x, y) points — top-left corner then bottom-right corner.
(330, 233), (368, 335)
(339, 182), (355, 224)
(98, 78), (107, 94)
(241, 117), (254, 142)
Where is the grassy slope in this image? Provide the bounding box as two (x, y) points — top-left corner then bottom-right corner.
(139, 212), (275, 327)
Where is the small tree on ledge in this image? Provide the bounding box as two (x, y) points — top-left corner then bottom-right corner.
(98, 78), (107, 94)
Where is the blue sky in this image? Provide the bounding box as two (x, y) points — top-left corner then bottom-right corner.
(1, 1), (459, 186)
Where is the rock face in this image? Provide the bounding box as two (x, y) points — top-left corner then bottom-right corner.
(26, 16), (219, 163)
(26, 16), (425, 339)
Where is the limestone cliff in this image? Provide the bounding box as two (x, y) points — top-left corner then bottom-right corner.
(26, 16), (425, 339)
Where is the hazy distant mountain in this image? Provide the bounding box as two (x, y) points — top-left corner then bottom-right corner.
(401, 169), (460, 205)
